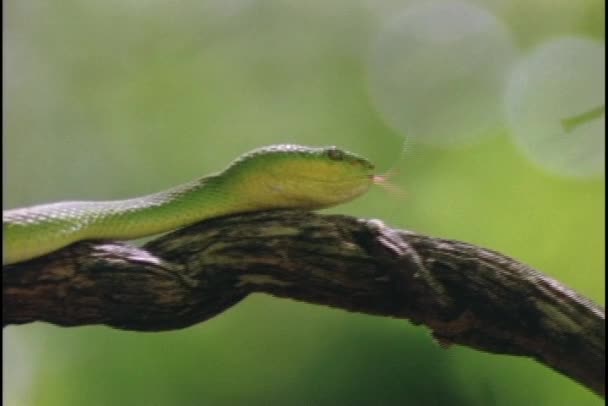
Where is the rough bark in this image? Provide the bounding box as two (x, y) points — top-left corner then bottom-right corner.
(3, 210), (605, 397)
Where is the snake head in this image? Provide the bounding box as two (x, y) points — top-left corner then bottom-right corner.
(227, 144), (375, 210)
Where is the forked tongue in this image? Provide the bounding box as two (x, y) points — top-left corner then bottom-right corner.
(372, 140), (408, 199)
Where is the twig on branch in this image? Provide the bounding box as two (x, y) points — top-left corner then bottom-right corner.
(3, 210), (605, 396)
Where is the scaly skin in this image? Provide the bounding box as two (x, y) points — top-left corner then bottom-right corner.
(3, 144), (375, 265)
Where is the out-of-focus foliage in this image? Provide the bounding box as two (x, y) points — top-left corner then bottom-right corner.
(4, 1), (604, 405)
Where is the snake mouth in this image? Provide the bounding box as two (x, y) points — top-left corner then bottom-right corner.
(291, 173), (374, 185)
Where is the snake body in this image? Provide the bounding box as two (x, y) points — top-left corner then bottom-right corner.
(3, 144), (375, 265)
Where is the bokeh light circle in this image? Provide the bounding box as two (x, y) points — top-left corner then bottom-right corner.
(368, 1), (517, 147)
(505, 37), (605, 179)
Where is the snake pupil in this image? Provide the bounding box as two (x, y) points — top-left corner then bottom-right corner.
(326, 147), (344, 161)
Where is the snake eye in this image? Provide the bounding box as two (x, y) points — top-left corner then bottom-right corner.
(326, 147), (344, 161)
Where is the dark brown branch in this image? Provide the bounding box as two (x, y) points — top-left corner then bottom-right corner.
(3, 210), (605, 397)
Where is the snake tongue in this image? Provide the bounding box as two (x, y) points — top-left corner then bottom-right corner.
(372, 174), (407, 199)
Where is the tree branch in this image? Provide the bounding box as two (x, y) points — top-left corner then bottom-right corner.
(3, 210), (605, 397)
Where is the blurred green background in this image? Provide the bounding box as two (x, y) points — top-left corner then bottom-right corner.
(3, 0), (604, 405)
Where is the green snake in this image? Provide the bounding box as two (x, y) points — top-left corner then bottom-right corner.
(3, 144), (376, 265)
